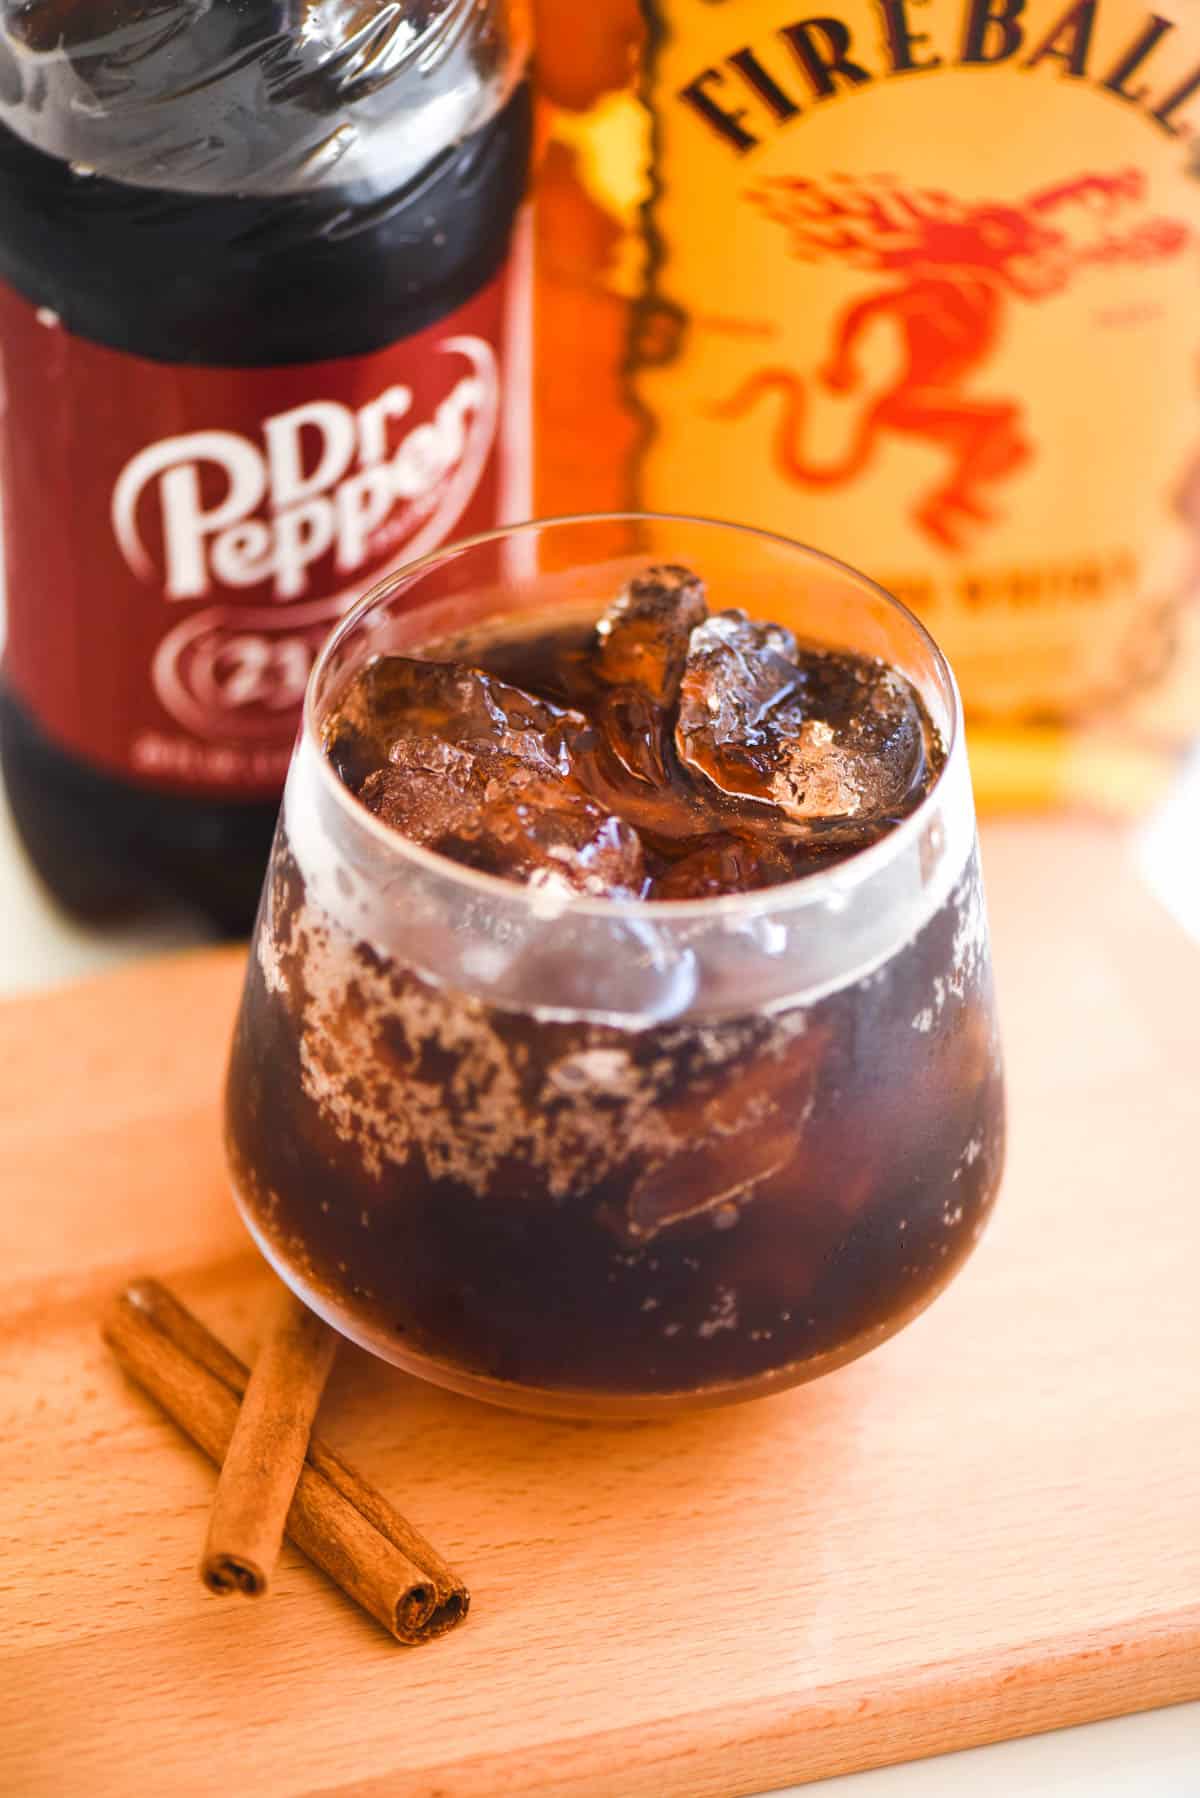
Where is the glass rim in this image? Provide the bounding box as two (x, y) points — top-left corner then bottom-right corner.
(301, 509), (965, 923)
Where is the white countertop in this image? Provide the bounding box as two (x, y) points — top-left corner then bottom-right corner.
(2, 789), (1196, 1796)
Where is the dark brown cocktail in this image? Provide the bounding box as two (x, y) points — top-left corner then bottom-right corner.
(226, 517), (1004, 1416)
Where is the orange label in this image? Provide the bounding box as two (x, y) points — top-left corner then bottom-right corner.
(632, 0), (1200, 718)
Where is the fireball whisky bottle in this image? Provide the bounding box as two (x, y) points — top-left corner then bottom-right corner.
(531, 0), (1200, 812)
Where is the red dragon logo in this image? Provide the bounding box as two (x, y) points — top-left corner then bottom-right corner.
(716, 170), (1191, 551)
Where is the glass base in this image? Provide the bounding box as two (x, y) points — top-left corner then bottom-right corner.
(235, 1184), (969, 1421)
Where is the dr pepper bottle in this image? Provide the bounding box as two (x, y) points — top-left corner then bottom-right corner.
(0, 0), (532, 932)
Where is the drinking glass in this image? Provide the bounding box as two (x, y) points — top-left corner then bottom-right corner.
(225, 514), (1005, 1417)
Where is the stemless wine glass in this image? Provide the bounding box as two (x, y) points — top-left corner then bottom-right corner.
(225, 514), (1005, 1418)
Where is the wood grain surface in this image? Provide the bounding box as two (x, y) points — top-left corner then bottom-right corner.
(1, 818), (1198, 1798)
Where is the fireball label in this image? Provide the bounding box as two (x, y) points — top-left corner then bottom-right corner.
(634, 0), (1200, 717)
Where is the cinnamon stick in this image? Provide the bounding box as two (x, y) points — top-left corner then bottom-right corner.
(201, 1286), (338, 1597)
(101, 1278), (469, 1643)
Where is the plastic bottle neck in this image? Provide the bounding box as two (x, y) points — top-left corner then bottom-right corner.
(0, 0), (529, 196)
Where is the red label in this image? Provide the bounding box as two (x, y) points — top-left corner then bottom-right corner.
(0, 261), (522, 796)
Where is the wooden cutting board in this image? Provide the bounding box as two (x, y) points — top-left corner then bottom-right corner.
(1, 819), (1198, 1798)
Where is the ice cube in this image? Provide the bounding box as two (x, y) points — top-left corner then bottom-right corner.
(331, 654), (647, 895)
(357, 736), (553, 846)
(359, 734), (644, 896)
(503, 918), (699, 1024)
(325, 655), (590, 790)
(620, 1024), (824, 1238)
(675, 612), (929, 827)
(591, 686), (670, 789)
(579, 682), (718, 858)
(654, 832), (794, 899)
(359, 739), (475, 841)
(584, 568), (718, 847)
(441, 779), (646, 897)
(594, 564), (707, 706)
(626, 1126), (795, 1238)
